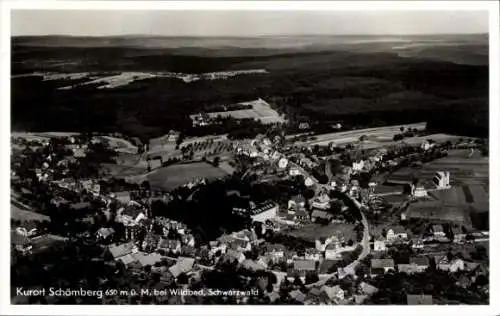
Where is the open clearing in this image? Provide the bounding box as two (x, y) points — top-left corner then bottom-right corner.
(303, 124), (463, 150)
(146, 162), (229, 191)
(11, 202), (49, 222)
(191, 99), (285, 124)
(414, 149), (489, 188)
(283, 223), (356, 243)
(301, 122), (426, 146)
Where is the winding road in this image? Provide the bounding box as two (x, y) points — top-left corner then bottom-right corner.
(288, 158), (371, 287)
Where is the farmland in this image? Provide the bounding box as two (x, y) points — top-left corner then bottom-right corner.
(298, 122), (465, 150)
(145, 162), (229, 191)
(11, 203), (50, 222)
(299, 122), (426, 146)
(410, 149), (489, 188)
(190, 99), (285, 125)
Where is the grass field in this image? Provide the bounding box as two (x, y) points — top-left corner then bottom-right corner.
(11, 202), (49, 222)
(303, 122), (426, 147)
(101, 136), (138, 154)
(415, 149), (489, 188)
(283, 223), (356, 243)
(146, 162), (229, 190)
(193, 99), (285, 124)
(100, 163), (147, 179)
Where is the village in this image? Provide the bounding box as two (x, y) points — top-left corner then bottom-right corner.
(10, 117), (489, 305)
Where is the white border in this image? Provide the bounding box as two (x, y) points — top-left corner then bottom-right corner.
(1, 1), (499, 316)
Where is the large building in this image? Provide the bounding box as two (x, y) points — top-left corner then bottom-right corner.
(249, 202), (279, 222)
(433, 171), (451, 189)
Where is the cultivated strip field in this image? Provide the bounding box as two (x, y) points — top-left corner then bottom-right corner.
(193, 99), (285, 124)
(417, 149), (489, 188)
(301, 122), (427, 146)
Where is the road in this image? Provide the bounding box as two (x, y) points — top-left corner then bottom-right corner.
(289, 158), (371, 287)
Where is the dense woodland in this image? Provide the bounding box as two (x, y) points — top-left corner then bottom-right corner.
(12, 45), (489, 140)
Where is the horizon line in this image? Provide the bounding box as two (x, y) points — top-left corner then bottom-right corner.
(11, 32), (489, 38)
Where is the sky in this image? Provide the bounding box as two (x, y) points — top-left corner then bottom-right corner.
(11, 10), (489, 36)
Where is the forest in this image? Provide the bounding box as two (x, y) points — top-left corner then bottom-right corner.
(11, 44), (489, 140)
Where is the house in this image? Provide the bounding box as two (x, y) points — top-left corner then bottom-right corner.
(224, 249), (245, 264)
(158, 239), (181, 254)
(96, 227), (115, 241)
(133, 252), (163, 268)
(434, 256), (464, 273)
(11, 231), (32, 255)
(108, 242), (137, 260)
(289, 167), (301, 176)
(397, 264), (420, 274)
(409, 257), (430, 272)
(241, 259), (266, 272)
(288, 195), (306, 210)
(358, 282), (379, 296)
(267, 291), (280, 303)
(209, 241), (227, 256)
(432, 171), (450, 189)
(142, 233), (161, 252)
(354, 295), (368, 305)
(321, 285), (345, 301)
(250, 202), (279, 222)
(406, 294), (433, 305)
(265, 244), (286, 261)
(371, 259), (395, 276)
(15, 221), (39, 238)
(289, 290), (306, 303)
(181, 246), (197, 257)
(373, 238), (386, 252)
(293, 259), (316, 273)
(410, 238), (424, 250)
(432, 224), (446, 238)
(168, 257), (195, 278)
(305, 248), (322, 261)
(113, 191), (131, 204)
(325, 243), (341, 260)
(295, 209), (310, 222)
(451, 226), (466, 243)
(285, 250), (298, 264)
(386, 226), (408, 241)
(311, 194), (331, 210)
(311, 210), (333, 223)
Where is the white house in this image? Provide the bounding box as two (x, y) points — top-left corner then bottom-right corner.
(278, 158), (288, 169)
(433, 171), (451, 189)
(289, 167), (301, 176)
(374, 239), (387, 252)
(250, 202), (279, 222)
(432, 224), (446, 238)
(325, 243), (342, 260)
(386, 226), (408, 241)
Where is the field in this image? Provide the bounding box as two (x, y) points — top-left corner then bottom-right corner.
(191, 99), (285, 124)
(301, 122), (426, 146)
(301, 123), (464, 150)
(11, 203), (50, 222)
(283, 223), (356, 243)
(413, 149), (489, 188)
(100, 163), (147, 179)
(101, 136), (138, 154)
(146, 162), (229, 190)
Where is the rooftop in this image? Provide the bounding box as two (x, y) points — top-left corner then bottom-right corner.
(371, 259), (395, 269)
(407, 294), (433, 305)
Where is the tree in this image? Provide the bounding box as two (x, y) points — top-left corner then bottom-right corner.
(293, 276), (303, 286)
(213, 156), (220, 167)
